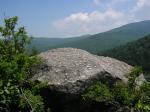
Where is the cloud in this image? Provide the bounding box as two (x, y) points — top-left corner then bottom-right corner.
(131, 0), (150, 20)
(136, 0), (150, 8)
(52, 0), (150, 37)
(93, 0), (101, 5)
(133, 0), (150, 11)
(53, 9), (134, 37)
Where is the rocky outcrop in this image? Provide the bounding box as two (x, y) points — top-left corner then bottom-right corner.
(32, 48), (141, 94)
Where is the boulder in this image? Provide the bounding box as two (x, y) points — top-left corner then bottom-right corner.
(32, 48), (139, 94)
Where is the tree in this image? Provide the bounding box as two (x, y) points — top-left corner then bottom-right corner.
(0, 16), (47, 112)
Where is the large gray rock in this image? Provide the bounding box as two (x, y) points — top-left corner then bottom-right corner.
(32, 48), (137, 94)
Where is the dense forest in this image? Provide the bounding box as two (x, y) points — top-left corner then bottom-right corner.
(102, 35), (150, 75)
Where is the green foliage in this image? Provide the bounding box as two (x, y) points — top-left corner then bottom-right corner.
(136, 100), (150, 112)
(0, 16), (47, 111)
(0, 80), (20, 107)
(82, 82), (113, 103)
(19, 90), (44, 112)
(30, 46), (39, 56)
(135, 82), (150, 112)
(128, 66), (142, 91)
(113, 67), (150, 111)
(82, 67), (150, 112)
(31, 81), (48, 94)
(112, 81), (133, 106)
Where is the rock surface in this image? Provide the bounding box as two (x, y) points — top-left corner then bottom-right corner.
(33, 48), (133, 94)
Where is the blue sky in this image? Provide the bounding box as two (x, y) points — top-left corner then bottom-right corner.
(0, 0), (150, 37)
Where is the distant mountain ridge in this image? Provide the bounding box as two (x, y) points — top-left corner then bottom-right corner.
(28, 35), (90, 52)
(29, 20), (150, 54)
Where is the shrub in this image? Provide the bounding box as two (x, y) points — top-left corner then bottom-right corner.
(0, 16), (47, 112)
(112, 81), (133, 106)
(82, 67), (150, 112)
(82, 82), (113, 103)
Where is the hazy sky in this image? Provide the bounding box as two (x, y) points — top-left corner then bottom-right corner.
(0, 0), (150, 37)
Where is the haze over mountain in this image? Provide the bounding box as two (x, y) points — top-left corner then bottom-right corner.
(30, 20), (150, 54)
(28, 35), (90, 52)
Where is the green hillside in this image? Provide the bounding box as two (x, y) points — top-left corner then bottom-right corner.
(53, 20), (150, 54)
(28, 35), (90, 52)
(102, 35), (150, 74)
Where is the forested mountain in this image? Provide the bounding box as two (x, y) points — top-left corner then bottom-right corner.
(28, 35), (90, 52)
(51, 20), (150, 54)
(102, 35), (150, 74)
